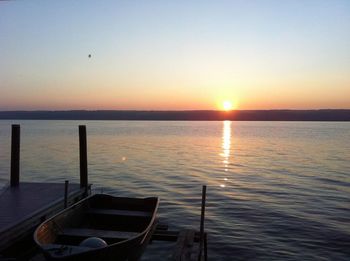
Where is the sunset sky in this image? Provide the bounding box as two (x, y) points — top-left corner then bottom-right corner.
(1, 0), (349, 110)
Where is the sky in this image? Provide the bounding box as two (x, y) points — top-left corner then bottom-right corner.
(1, 0), (350, 110)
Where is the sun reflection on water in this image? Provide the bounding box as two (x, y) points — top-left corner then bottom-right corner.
(220, 120), (231, 188)
(222, 121), (231, 158)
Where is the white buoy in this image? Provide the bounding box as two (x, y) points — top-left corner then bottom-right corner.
(80, 237), (107, 248)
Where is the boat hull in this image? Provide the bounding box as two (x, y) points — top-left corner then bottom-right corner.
(34, 194), (159, 261)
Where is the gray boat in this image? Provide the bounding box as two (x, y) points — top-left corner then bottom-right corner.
(34, 194), (159, 260)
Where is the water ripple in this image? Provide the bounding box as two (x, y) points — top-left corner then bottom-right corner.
(0, 121), (349, 260)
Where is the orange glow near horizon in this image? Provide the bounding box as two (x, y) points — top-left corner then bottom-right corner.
(1, 3), (350, 111)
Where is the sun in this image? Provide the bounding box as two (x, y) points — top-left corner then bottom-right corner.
(222, 101), (233, 111)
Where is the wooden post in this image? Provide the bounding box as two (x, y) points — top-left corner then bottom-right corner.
(64, 180), (69, 208)
(204, 232), (208, 261)
(79, 125), (88, 194)
(198, 185), (207, 261)
(10, 124), (20, 187)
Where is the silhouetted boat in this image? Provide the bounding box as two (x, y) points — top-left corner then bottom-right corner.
(34, 194), (159, 261)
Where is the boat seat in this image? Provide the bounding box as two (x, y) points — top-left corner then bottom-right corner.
(88, 208), (151, 218)
(59, 228), (139, 240)
(43, 244), (91, 256)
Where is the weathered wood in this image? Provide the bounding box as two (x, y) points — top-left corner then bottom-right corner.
(10, 125), (20, 187)
(59, 228), (139, 240)
(88, 208), (151, 218)
(79, 125), (88, 192)
(0, 182), (85, 251)
(183, 230), (195, 260)
(203, 233), (208, 261)
(172, 230), (187, 260)
(172, 229), (195, 261)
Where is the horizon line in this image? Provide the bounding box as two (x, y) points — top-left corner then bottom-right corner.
(1, 109), (349, 121)
(1, 108), (350, 112)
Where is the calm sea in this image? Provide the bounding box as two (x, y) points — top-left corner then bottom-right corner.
(0, 120), (349, 260)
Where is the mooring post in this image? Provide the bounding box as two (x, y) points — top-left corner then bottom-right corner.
(10, 124), (20, 187)
(79, 125), (88, 195)
(198, 185), (207, 261)
(204, 232), (208, 261)
(64, 180), (69, 208)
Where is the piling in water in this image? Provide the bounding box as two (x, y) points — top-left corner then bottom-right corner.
(10, 125), (20, 187)
(79, 125), (88, 194)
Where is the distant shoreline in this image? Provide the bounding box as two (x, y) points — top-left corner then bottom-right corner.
(0, 110), (349, 121)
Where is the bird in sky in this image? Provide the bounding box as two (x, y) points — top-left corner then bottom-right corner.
(88, 54), (91, 58)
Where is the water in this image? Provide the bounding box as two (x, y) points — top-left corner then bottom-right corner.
(0, 120), (349, 260)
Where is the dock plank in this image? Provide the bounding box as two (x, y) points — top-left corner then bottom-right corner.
(171, 230), (196, 261)
(0, 182), (86, 251)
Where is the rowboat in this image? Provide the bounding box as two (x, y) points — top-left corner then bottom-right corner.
(34, 194), (159, 260)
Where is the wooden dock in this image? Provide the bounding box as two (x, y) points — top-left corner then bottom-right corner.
(151, 225), (207, 261)
(0, 124), (90, 259)
(0, 182), (87, 252)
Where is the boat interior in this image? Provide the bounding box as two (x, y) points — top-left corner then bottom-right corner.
(35, 195), (158, 248)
